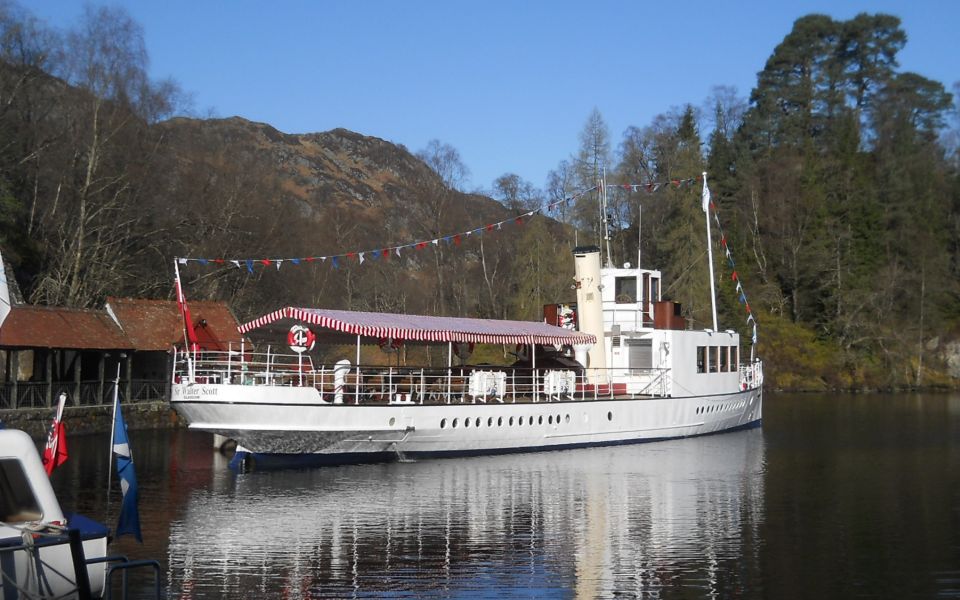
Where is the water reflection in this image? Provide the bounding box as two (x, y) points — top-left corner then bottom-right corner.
(167, 430), (765, 599)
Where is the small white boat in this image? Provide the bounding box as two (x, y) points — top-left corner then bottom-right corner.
(0, 429), (109, 598)
(170, 242), (763, 469)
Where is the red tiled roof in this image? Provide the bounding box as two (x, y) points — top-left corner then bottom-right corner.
(106, 297), (243, 351)
(0, 305), (132, 349)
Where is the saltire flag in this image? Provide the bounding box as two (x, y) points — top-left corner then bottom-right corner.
(42, 392), (68, 475)
(113, 396), (143, 543)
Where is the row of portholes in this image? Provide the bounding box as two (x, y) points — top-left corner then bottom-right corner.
(439, 411), (615, 430)
(440, 414), (570, 429)
(695, 400), (748, 415)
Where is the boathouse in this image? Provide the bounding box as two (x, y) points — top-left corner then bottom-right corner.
(0, 254), (243, 411)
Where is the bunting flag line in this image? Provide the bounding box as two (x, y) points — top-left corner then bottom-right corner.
(706, 197), (758, 345)
(175, 175), (705, 269)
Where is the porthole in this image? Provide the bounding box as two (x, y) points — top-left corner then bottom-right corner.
(389, 417), (396, 426)
(488, 417), (493, 427)
(440, 418), (447, 429)
(519, 416), (524, 426)
(538, 415), (544, 425)
(452, 418), (459, 428)
(529, 417), (534, 426)
(548, 415), (554, 425)
(476, 417), (481, 428)
(607, 411), (613, 421)
(556, 414), (561, 424)
(565, 414), (570, 424)
(509, 416), (514, 426)
(498, 417), (503, 426)
(464, 417), (470, 428)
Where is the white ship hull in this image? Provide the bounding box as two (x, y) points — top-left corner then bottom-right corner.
(171, 382), (762, 464)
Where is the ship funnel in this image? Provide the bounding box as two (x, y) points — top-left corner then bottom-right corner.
(573, 246), (607, 379)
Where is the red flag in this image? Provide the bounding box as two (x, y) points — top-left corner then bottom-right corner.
(175, 272), (199, 348)
(42, 393), (68, 475)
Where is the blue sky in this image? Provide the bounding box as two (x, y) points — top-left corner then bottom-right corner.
(29, 1), (960, 194)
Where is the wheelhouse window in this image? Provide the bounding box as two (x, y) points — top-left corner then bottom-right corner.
(615, 277), (637, 304)
(697, 346), (706, 373)
(720, 346), (729, 372)
(710, 346), (719, 372)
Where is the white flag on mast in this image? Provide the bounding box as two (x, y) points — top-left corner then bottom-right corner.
(701, 174), (711, 213)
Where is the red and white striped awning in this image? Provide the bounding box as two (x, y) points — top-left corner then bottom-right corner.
(238, 307), (596, 346)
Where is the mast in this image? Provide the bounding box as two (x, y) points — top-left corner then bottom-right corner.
(600, 169), (613, 268)
(702, 172), (718, 331)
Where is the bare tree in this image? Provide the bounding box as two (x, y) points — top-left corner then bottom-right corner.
(491, 172), (543, 213)
(416, 139), (470, 191)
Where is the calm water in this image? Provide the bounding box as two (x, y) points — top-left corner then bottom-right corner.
(49, 393), (960, 599)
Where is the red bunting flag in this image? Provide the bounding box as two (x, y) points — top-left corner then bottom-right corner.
(732, 271), (738, 281)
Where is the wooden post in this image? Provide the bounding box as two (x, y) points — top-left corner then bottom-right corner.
(45, 350), (53, 407)
(10, 350), (18, 409)
(124, 353), (133, 403)
(98, 353), (105, 405)
(73, 351), (81, 405)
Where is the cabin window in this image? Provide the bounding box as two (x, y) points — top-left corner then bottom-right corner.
(710, 347), (720, 372)
(720, 346), (729, 372)
(650, 278), (660, 302)
(0, 459), (43, 522)
(615, 277), (637, 304)
(697, 346), (706, 373)
(733, 346), (740, 369)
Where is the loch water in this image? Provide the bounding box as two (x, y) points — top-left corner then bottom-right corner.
(50, 392), (960, 599)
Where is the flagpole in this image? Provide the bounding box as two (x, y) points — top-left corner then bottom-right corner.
(703, 172), (719, 331)
(106, 363), (120, 523)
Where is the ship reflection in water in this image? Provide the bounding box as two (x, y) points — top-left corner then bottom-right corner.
(167, 430), (765, 599)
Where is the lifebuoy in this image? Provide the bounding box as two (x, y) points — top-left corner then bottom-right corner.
(378, 337), (403, 353)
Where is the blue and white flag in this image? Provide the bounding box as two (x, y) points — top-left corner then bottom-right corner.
(113, 400), (142, 543)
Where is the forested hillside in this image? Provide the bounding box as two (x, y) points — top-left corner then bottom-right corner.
(0, 5), (956, 389)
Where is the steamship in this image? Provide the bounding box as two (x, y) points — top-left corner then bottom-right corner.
(170, 243), (763, 468)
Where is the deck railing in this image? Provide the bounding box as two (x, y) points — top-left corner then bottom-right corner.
(172, 349), (688, 404)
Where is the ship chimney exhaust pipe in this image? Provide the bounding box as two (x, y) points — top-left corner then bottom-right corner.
(573, 246), (607, 382)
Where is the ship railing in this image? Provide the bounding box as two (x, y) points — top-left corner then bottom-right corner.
(173, 349), (679, 404)
(738, 361), (764, 390)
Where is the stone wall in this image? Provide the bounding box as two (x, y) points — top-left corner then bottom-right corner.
(0, 402), (184, 438)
